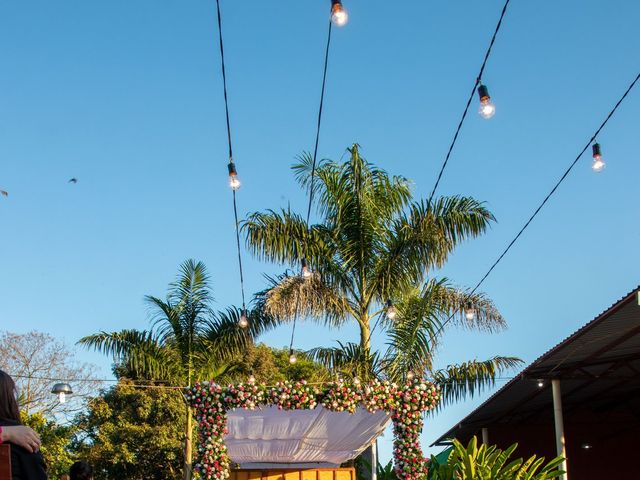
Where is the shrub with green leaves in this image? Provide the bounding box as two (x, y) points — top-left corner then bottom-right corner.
(427, 437), (564, 480)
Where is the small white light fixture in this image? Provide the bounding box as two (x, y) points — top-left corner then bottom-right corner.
(581, 443), (592, 450)
(406, 370), (415, 381)
(386, 300), (397, 320)
(51, 383), (73, 404)
(248, 371), (256, 384)
(238, 309), (249, 328)
(330, 0), (348, 26)
(353, 376), (361, 386)
(477, 84), (496, 119)
(537, 379), (544, 388)
(591, 143), (605, 172)
(289, 349), (298, 364)
(301, 258), (312, 280)
(228, 162), (241, 190)
(464, 305), (476, 321)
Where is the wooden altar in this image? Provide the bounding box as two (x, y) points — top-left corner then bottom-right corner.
(231, 467), (356, 480)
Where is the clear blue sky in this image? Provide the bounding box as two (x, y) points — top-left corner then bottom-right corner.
(1, 0), (638, 460)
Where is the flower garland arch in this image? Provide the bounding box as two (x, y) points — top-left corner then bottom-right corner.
(186, 378), (440, 480)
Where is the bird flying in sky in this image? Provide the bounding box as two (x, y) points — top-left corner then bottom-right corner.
(68, 178), (78, 184)
(0, 190), (8, 197)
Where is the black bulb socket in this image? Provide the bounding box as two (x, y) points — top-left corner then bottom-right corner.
(592, 143), (602, 158)
(477, 84), (490, 102)
(228, 162), (237, 176)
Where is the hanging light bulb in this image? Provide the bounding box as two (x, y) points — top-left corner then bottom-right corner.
(289, 349), (298, 364)
(238, 309), (249, 328)
(406, 371), (415, 381)
(301, 258), (312, 279)
(331, 0), (349, 27)
(248, 371), (256, 384)
(537, 379), (544, 388)
(386, 299), (397, 320)
(51, 383), (73, 404)
(228, 162), (241, 190)
(477, 84), (496, 119)
(464, 305), (476, 321)
(591, 143), (605, 172)
(353, 375), (361, 386)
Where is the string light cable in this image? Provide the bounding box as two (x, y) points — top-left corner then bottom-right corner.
(431, 70), (640, 340)
(427, 0), (511, 204)
(215, 0), (248, 322)
(289, 1), (342, 358)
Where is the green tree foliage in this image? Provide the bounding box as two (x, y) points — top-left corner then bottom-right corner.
(72, 382), (185, 480)
(79, 259), (277, 479)
(426, 437), (564, 480)
(244, 145), (521, 400)
(228, 343), (331, 385)
(22, 412), (75, 478)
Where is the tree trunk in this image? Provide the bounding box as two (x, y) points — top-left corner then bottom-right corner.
(183, 405), (193, 480)
(360, 320), (371, 353)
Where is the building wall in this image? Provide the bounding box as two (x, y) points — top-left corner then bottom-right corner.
(475, 409), (638, 480)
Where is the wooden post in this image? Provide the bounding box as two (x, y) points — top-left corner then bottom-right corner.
(481, 428), (489, 446)
(552, 379), (568, 480)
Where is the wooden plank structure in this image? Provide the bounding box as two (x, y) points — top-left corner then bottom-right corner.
(0, 444), (11, 480)
(231, 467), (355, 480)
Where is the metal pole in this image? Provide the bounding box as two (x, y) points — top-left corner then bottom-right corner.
(371, 440), (378, 480)
(481, 428), (489, 446)
(551, 379), (568, 480)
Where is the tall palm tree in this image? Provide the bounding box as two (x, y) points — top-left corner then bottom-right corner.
(79, 259), (275, 480)
(244, 145), (518, 395)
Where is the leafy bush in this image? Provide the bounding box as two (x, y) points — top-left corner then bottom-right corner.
(22, 412), (76, 478)
(427, 437), (564, 480)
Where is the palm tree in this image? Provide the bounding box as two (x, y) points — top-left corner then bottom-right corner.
(244, 145), (519, 397)
(79, 259), (275, 480)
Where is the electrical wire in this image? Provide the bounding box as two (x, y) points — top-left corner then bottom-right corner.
(289, 19), (334, 352)
(10, 373), (517, 389)
(427, 0), (511, 204)
(306, 22), (333, 224)
(10, 374), (184, 390)
(215, 0), (246, 310)
(432, 70), (640, 340)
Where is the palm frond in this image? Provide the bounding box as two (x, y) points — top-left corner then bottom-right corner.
(77, 330), (178, 382)
(384, 299), (441, 382)
(306, 341), (383, 381)
(372, 196), (495, 298)
(256, 272), (354, 327)
(431, 356), (524, 410)
(241, 208), (332, 266)
(429, 283), (506, 333)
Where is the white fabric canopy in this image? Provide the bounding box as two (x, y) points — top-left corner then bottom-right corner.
(225, 405), (391, 467)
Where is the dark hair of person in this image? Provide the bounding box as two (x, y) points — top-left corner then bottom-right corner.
(0, 370), (21, 422)
(70, 461), (94, 480)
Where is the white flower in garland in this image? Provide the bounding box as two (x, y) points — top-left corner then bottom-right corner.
(186, 377), (440, 480)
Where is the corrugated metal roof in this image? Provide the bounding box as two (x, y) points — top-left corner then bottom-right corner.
(432, 285), (640, 446)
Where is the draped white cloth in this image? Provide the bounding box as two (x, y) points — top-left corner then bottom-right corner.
(225, 405), (391, 467)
